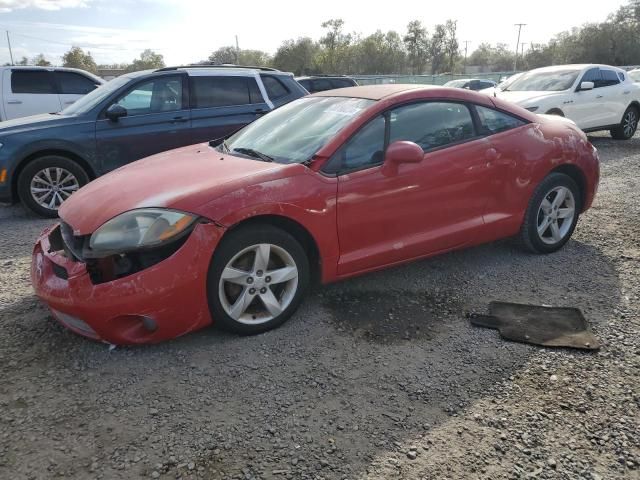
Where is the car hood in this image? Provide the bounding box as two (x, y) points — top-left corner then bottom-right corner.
(0, 113), (81, 135)
(494, 90), (563, 105)
(59, 143), (300, 235)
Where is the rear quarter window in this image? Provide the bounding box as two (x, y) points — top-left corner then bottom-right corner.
(260, 75), (289, 100)
(476, 105), (526, 135)
(191, 76), (253, 108)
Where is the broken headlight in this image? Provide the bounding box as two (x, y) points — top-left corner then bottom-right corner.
(89, 208), (197, 256)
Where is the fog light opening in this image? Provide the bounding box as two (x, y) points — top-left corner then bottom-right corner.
(142, 315), (157, 332)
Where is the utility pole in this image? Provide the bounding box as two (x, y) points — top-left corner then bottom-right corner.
(6, 31), (14, 65)
(520, 42), (527, 57)
(235, 35), (240, 64)
(463, 40), (471, 74)
(513, 23), (526, 71)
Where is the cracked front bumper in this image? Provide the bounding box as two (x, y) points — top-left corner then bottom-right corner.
(31, 222), (225, 344)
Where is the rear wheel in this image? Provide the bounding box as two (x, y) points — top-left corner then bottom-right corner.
(610, 106), (638, 140)
(520, 173), (581, 254)
(17, 155), (89, 218)
(207, 224), (310, 334)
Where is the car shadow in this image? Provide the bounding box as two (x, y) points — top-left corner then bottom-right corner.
(0, 236), (623, 478)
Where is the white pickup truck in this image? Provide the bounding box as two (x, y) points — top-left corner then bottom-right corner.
(0, 66), (104, 121)
(494, 64), (640, 140)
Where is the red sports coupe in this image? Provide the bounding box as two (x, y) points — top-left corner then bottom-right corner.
(31, 85), (600, 344)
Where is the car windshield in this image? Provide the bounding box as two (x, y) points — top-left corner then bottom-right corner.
(505, 69), (580, 92)
(629, 70), (640, 82)
(60, 76), (131, 115)
(225, 96), (375, 164)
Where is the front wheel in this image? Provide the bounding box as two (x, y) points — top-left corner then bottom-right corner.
(520, 173), (581, 254)
(17, 155), (89, 218)
(610, 106), (638, 140)
(207, 224), (310, 335)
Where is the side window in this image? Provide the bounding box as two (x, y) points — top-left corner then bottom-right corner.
(312, 79), (333, 92)
(618, 72), (625, 82)
(11, 70), (56, 94)
(297, 79), (311, 91)
(117, 76), (183, 115)
(325, 116), (385, 174)
(191, 76), (252, 108)
(600, 69), (620, 87)
(389, 102), (475, 151)
(581, 68), (601, 88)
(331, 79), (353, 89)
(476, 106), (526, 135)
(55, 72), (99, 94)
(260, 75), (289, 100)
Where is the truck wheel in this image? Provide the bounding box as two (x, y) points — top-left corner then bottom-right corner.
(17, 155), (89, 218)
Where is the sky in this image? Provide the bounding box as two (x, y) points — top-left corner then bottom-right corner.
(0, 0), (629, 67)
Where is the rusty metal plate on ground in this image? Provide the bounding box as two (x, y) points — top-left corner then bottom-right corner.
(470, 302), (600, 350)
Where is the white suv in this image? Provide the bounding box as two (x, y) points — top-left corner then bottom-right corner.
(495, 64), (640, 140)
(0, 66), (104, 121)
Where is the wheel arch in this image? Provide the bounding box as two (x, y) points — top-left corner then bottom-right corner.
(627, 101), (640, 114)
(549, 164), (587, 212)
(11, 149), (96, 202)
(545, 108), (565, 116)
(223, 214), (322, 285)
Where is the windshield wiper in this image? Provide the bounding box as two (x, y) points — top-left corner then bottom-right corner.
(232, 147), (274, 162)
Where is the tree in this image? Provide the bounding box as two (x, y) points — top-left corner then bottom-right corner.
(403, 20), (429, 74)
(16, 56), (28, 66)
(443, 20), (459, 73)
(236, 49), (271, 66)
(62, 47), (97, 74)
(208, 46), (239, 64)
(273, 37), (320, 75)
(318, 19), (352, 73)
(429, 24), (447, 74)
(32, 54), (51, 66)
(125, 49), (165, 72)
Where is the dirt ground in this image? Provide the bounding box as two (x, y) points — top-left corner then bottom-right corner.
(0, 132), (638, 480)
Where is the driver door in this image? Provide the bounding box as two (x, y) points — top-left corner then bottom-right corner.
(95, 74), (192, 173)
(334, 101), (496, 276)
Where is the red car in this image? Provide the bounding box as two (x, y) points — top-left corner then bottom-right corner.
(31, 85), (600, 344)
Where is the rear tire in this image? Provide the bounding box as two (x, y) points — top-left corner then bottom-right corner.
(520, 173), (581, 254)
(610, 105), (638, 140)
(207, 224), (310, 335)
(17, 155), (89, 218)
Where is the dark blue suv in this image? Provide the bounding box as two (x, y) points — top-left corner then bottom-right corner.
(0, 65), (307, 217)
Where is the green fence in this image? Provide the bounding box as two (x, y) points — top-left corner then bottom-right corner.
(352, 72), (519, 86)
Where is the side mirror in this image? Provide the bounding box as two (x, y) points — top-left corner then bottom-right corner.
(579, 81), (594, 91)
(385, 141), (424, 165)
(106, 104), (127, 121)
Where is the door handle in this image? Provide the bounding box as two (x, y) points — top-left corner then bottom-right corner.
(171, 116), (188, 123)
(596, 95), (604, 99)
(64, 101), (75, 104)
(7, 100), (22, 104)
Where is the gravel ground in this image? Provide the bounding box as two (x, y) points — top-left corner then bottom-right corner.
(0, 132), (638, 480)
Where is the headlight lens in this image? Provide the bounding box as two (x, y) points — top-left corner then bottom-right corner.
(89, 208), (197, 253)
(525, 106), (539, 112)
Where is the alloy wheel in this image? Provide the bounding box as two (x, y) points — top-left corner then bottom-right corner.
(218, 243), (299, 325)
(623, 110), (638, 138)
(536, 186), (576, 245)
(30, 167), (80, 211)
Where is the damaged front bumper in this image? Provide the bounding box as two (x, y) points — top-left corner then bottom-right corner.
(31, 222), (225, 345)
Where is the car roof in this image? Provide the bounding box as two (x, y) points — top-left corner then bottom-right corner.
(295, 75), (353, 80)
(311, 84), (443, 100)
(0, 65), (104, 81)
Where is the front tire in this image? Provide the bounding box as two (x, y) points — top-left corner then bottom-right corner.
(207, 224), (310, 335)
(17, 155), (89, 218)
(610, 106), (638, 140)
(520, 173), (581, 254)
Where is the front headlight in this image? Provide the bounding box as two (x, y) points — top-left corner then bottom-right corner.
(89, 208), (197, 254)
(525, 106), (539, 112)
